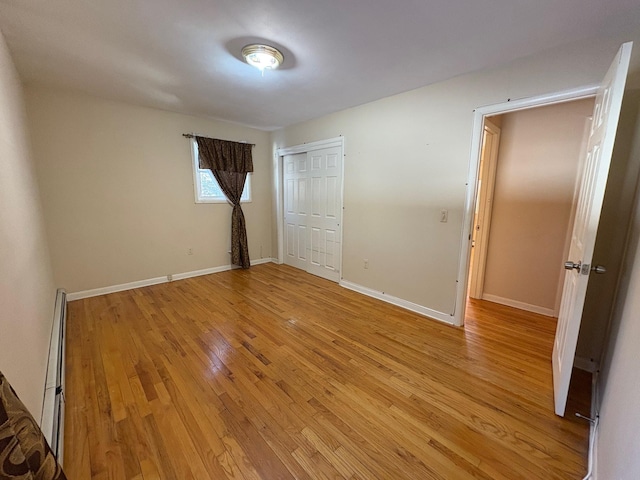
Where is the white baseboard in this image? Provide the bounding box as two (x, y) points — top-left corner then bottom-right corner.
(586, 369), (600, 479)
(173, 257), (275, 280)
(339, 280), (454, 325)
(591, 430), (598, 480)
(481, 294), (556, 317)
(251, 258), (276, 265)
(67, 276), (168, 301)
(574, 356), (599, 373)
(67, 258), (276, 301)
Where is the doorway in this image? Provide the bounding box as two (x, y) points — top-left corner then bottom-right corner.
(467, 99), (595, 318)
(454, 86), (599, 327)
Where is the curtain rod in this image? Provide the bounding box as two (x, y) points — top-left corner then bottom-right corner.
(182, 133), (255, 147)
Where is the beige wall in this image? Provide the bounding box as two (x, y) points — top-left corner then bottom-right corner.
(0, 29), (56, 416)
(482, 99), (594, 313)
(25, 87), (272, 293)
(596, 105), (640, 477)
(271, 30), (640, 319)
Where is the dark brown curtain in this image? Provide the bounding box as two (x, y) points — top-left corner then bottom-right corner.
(196, 137), (253, 269)
(0, 372), (67, 480)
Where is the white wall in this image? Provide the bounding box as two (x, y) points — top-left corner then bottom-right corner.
(25, 87), (273, 294)
(0, 28), (56, 416)
(271, 30), (640, 322)
(482, 99), (593, 314)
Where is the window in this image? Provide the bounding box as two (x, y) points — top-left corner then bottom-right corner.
(191, 140), (251, 203)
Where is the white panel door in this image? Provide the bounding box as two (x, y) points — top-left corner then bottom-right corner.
(283, 153), (309, 271)
(282, 146), (343, 282)
(307, 147), (342, 282)
(553, 42), (632, 416)
(469, 120), (501, 299)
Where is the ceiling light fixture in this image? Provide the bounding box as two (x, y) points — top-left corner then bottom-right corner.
(242, 44), (284, 74)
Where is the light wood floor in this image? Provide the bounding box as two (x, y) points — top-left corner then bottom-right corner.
(64, 263), (590, 479)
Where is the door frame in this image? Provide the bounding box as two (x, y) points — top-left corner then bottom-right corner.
(275, 136), (346, 279)
(454, 86), (598, 326)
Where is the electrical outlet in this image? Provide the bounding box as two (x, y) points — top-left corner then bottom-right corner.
(364, 259), (369, 269)
(167, 274), (173, 281)
(187, 248), (193, 255)
(440, 209), (448, 223)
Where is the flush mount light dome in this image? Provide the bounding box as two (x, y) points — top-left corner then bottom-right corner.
(242, 44), (284, 72)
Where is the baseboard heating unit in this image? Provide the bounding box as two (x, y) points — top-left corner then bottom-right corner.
(41, 288), (67, 463)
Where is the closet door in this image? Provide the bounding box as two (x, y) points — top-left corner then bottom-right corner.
(282, 146), (343, 282)
(283, 153), (309, 271)
(306, 146), (342, 282)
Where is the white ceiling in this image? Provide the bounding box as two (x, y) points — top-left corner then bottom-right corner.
(1, 0), (639, 130)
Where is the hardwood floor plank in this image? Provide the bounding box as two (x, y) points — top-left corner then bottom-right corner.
(141, 414), (181, 480)
(64, 263), (589, 479)
(219, 392), (295, 480)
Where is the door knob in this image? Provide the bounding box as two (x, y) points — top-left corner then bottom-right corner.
(564, 261), (606, 274)
(564, 261), (581, 271)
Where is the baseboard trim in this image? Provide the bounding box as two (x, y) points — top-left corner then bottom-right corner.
(67, 258), (276, 301)
(586, 369), (600, 479)
(481, 294), (556, 317)
(591, 425), (599, 480)
(67, 276), (168, 301)
(339, 280), (454, 325)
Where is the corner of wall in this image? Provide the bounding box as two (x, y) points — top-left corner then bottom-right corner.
(0, 27), (57, 417)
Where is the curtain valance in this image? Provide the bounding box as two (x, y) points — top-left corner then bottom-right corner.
(195, 137), (253, 173)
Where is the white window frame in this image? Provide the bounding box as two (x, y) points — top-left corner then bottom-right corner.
(191, 139), (252, 204)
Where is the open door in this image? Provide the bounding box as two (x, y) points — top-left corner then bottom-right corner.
(553, 42), (632, 416)
(468, 119), (501, 299)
